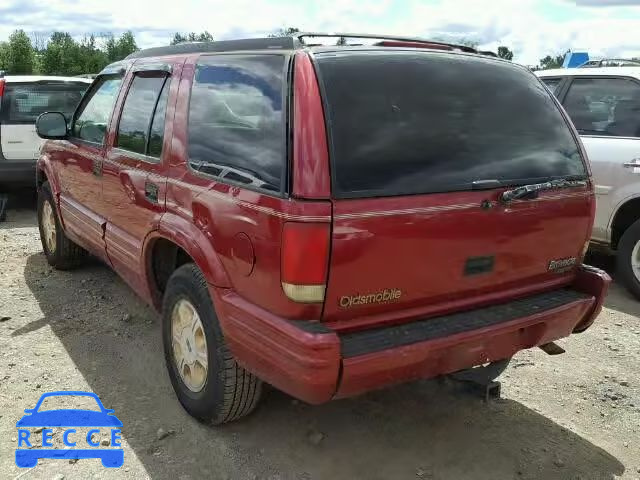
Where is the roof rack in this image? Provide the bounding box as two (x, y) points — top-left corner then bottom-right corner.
(579, 58), (640, 68)
(295, 32), (491, 55)
(126, 36), (300, 60)
(125, 32), (495, 61)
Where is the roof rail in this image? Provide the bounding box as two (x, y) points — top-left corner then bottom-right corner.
(579, 58), (640, 68)
(295, 32), (484, 54)
(124, 33), (495, 61)
(125, 36), (300, 60)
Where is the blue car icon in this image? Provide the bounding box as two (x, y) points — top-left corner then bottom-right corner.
(15, 391), (123, 468)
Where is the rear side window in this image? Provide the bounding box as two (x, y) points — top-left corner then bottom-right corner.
(1, 82), (87, 124)
(116, 75), (169, 157)
(73, 76), (123, 144)
(563, 77), (640, 138)
(187, 54), (286, 193)
(316, 52), (586, 198)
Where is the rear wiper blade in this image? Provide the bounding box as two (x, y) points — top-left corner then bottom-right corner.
(501, 178), (587, 203)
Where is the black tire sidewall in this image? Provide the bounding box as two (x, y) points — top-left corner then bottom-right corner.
(37, 183), (63, 266)
(162, 264), (228, 421)
(616, 219), (640, 299)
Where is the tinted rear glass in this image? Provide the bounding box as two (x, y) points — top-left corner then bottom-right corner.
(187, 54), (286, 193)
(2, 82), (88, 124)
(316, 51), (586, 198)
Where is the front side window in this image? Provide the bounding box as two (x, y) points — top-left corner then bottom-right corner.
(1, 82), (88, 124)
(316, 52), (586, 198)
(187, 54), (286, 192)
(116, 75), (169, 156)
(563, 77), (640, 137)
(72, 76), (123, 144)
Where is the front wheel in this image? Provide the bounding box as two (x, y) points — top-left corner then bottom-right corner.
(162, 263), (262, 424)
(616, 218), (640, 300)
(37, 182), (86, 270)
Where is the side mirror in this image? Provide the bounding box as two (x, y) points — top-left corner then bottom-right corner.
(36, 112), (68, 140)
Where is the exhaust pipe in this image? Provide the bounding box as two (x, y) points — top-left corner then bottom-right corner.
(539, 342), (566, 355)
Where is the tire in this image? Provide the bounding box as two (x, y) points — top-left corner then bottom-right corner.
(37, 182), (86, 270)
(450, 358), (511, 384)
(616, 218), (640, 300)
(162, 263), (262, 424)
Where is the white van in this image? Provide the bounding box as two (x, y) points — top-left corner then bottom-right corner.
(0, 75), (91, 187)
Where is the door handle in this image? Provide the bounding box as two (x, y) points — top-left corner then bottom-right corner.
(623, 159), (640, 168)
(145, 181), (159, 203)
(92, 159), (102, 177)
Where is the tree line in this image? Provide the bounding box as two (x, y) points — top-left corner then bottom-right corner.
(1, 26), (633, 76)
(0, 29), (218, 76)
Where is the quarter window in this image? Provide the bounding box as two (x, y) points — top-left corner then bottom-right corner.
(73, 76), (123, 144)
(187, 55), (286, 192)
(563, 77), (640, 137)
(116, 75), (169, 157)
(541, 78), (562, 95)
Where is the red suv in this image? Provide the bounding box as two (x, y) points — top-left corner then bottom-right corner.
(35, 34), (610, 424)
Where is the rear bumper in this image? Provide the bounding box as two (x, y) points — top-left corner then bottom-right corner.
(213, 265), (610, 404)
(0, 159), (36, 187)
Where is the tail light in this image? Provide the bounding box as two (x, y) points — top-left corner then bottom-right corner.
(281, 222), (330, 303)
(0, 79), (5, 98)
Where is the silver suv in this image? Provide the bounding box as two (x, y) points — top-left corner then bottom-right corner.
(537, 66), (640, 298)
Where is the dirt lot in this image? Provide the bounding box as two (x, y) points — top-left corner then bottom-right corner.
(1, 193), (639, 480)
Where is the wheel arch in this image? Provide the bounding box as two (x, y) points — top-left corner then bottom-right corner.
(610, 195), (640, 250)
(142, 213), (232, 310)
(36, 155), (61, 196)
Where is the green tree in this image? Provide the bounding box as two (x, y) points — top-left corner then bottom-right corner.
(42, 32), (82, 75)
(497, 46), (514, 61)
(539, 52), (567, 70)
(0, 41), (8, 70)
(7, 30), (34, 74)
(170, 31), (214, 45)
(106, 31), (138, 62)
(269, 27), (300, 38)
(79, 35), (109, 73)
(170, 32), (188, 45)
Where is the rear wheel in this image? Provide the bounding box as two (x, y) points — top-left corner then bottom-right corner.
(37, 182), (86, 269)
(616, 218), (640, 300)
(162, 263), (262, 424)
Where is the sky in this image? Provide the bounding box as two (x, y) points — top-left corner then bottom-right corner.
(0, 0), (639, 65)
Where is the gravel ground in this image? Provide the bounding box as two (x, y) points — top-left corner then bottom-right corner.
(0, 193), (639, 480)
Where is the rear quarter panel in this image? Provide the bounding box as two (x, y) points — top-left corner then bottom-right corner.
(162, 56), (331, 320)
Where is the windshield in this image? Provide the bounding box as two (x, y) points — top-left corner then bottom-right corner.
(315, 51), (586, 198)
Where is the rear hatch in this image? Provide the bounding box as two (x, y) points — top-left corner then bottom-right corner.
(315, 50), (593, 329)
(0, 80), (88, 160)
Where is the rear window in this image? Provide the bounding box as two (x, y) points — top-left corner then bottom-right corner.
(1, 82), (88, 124)
(316, 51), (586, 198)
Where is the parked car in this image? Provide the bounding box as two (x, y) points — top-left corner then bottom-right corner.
(537, 67), (640, 299)
(0, 75), (91, 188)
(34, 34), (610, 424)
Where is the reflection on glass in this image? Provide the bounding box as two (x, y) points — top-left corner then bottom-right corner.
(317, 52), (587, 197)
(188, 55), (285, 191)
